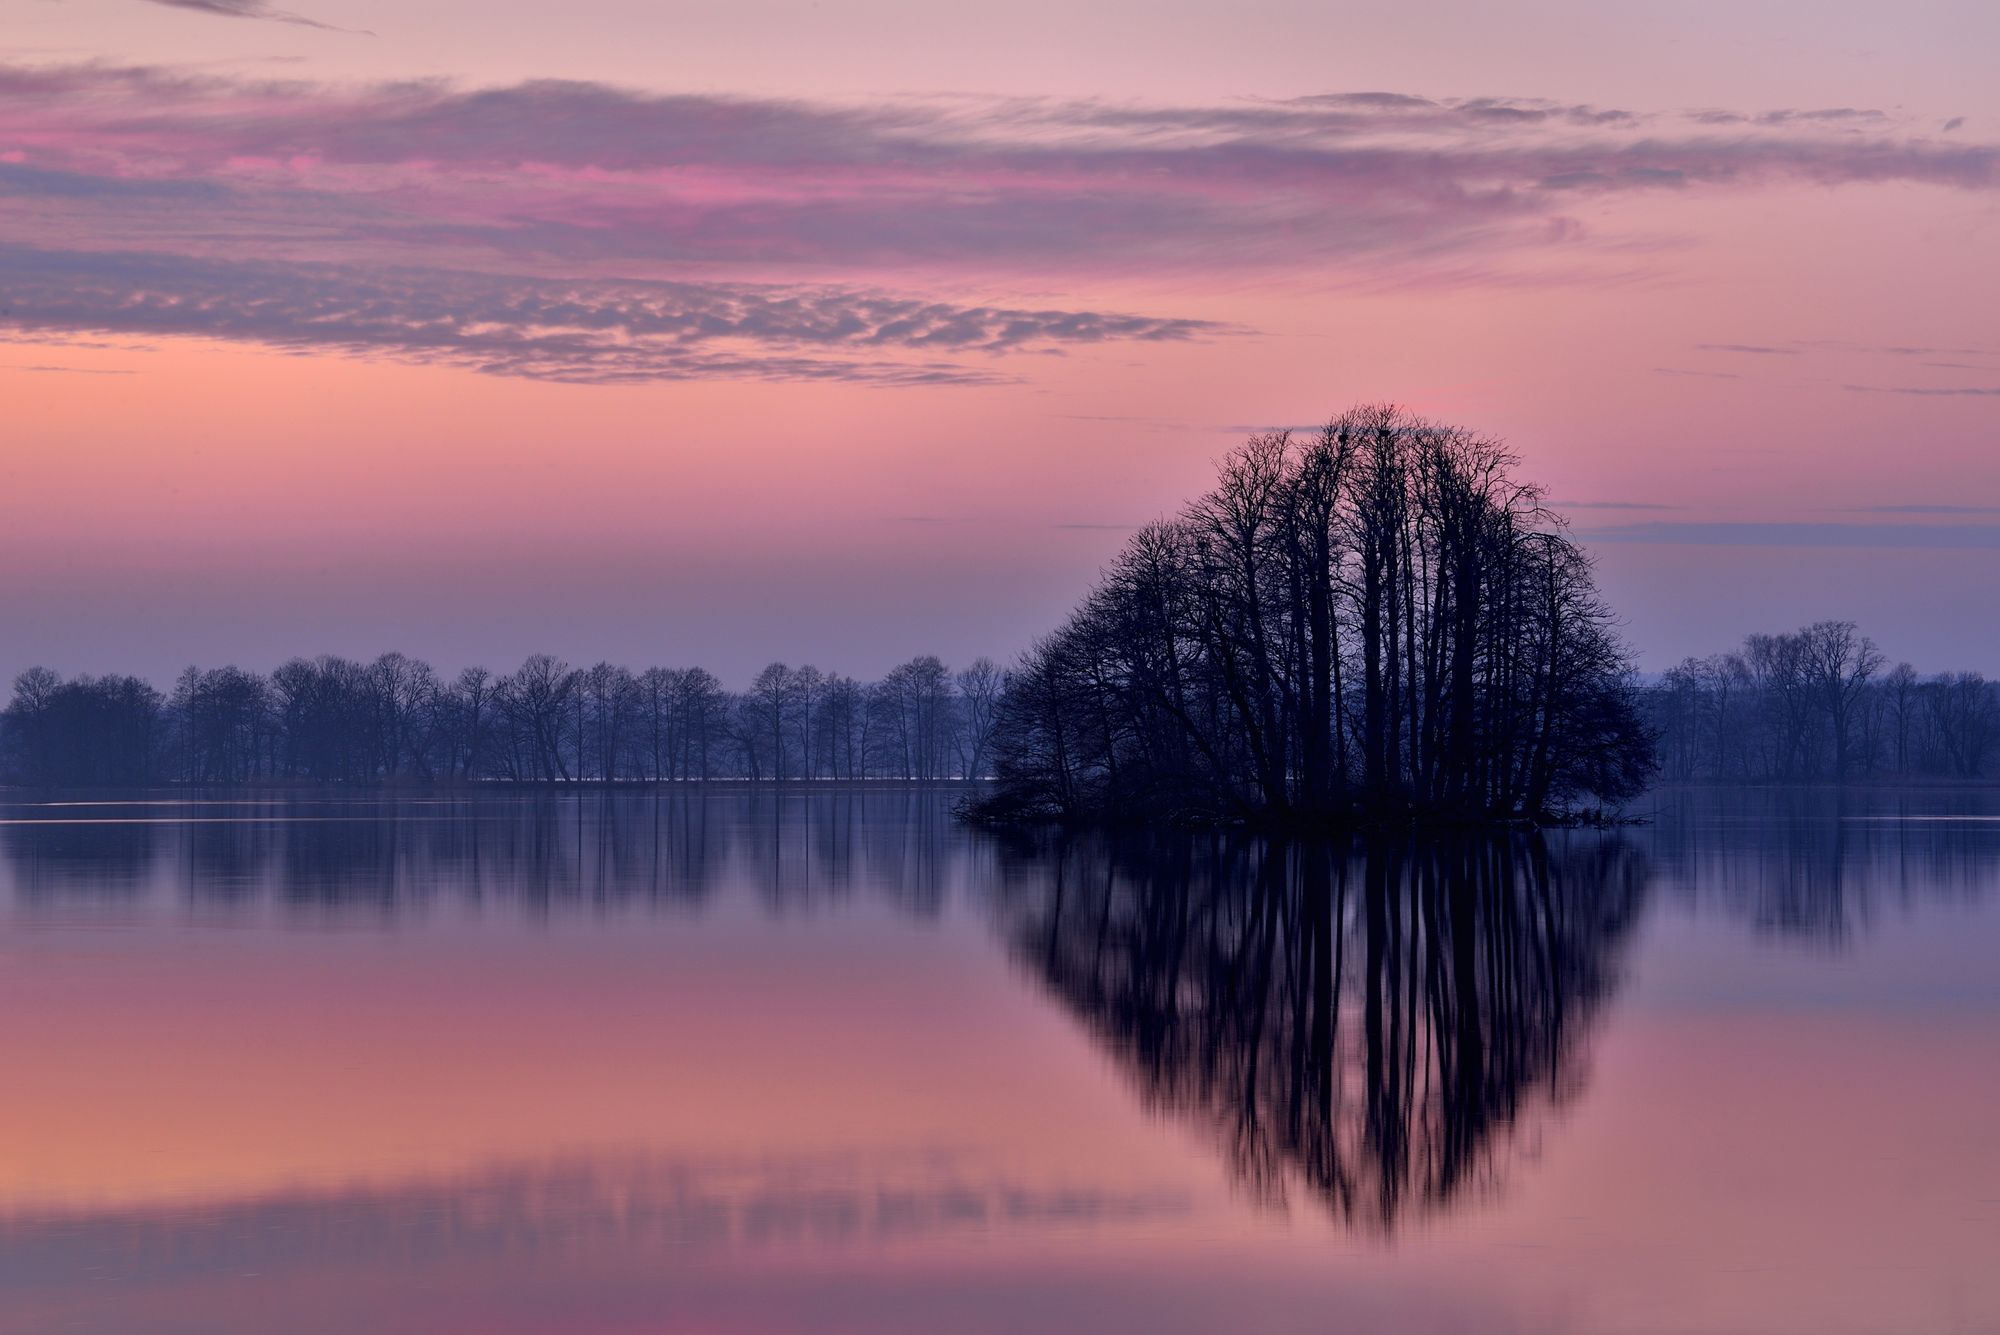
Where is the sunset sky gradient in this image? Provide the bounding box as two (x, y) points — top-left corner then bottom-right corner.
(5, 0), (1997, 683)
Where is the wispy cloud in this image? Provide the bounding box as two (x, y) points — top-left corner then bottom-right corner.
(0, 161), (227, 201)
(140, 0), (366, 34)
(9, 63), (1997, 273)
(0, 244), (1213, 386)
(1849, 503), (2000, 514)
(1844, 383), (2000, 397)
(1810, 340), (1998, 358)
(2, 362), (137, 374)
(1552, 499), (1679, 510)
(1576, 521), (2000, 549)
(1215, 422), (1348, 434)
(1671, 339), (2000, 394)
(2, 60), (1997, 383)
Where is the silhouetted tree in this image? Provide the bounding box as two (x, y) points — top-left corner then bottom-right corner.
(976, 406), (1654, 825)
(499, 654), (577, 781)
(446, 666), (498, 779)
(2, 652), (1020, 787)
(1, 669), (162, 785)
(171, 665), (273, 783)
(954, 658), (1003, 780)
(1646, 624), (1993, 782)
(673, 667), (727, 780)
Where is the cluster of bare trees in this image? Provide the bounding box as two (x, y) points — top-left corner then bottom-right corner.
(0, 653), (1005, 787)
(1650, 621), (1998, 782)
(978, 407), (1654, 824)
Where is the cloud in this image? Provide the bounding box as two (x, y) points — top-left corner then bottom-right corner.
(140, 0), (365, 33)
(1576, 521), (2000, 549)
(1215, 422), (1349, 434)
(1664, 342), (2000, 389)
(6, 63), (1996, 274)
(3, 362), (137, 374)
(1552, 499), (1679, 510)
(1689, 106), (1892, 128)
(1809, 340), (1999, 358)
(0, 243), (1213, 385)
(1843, 383), (2000, 397)
(1849, 504), (2000, 515)
(1753, 107), (1891, 126)
(0, 161), (227, 201)
(2, 60), (1997, 383)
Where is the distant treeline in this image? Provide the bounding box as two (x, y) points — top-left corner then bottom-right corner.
(0, 655), (1002, 787)
(1646, 621), (1998, 782)
(976, 406), (1655, 825)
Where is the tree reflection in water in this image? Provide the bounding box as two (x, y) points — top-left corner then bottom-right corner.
(989, 830), (1650, 1230)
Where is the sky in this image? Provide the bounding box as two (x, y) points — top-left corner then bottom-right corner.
(3, 0), (1997, 686)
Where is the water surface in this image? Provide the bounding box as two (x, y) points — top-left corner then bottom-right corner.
(2, 787), (1997, 1334)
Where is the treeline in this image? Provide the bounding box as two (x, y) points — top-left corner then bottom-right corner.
(0, 654), (1004, 787)
(1648, 621), (1998, 782)
(978, 406), (1655, 825)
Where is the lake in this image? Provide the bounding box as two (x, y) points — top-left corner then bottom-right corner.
(2, 786), (1996, 1334)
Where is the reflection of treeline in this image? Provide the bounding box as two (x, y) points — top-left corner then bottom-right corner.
(1647, 621), (1998, 782)
(13, 788), (1982, 949)
(987, 828), (1648, 1229)
(0, 791), (974, 914)
(1643, 785), (2000, 943)
(978, 408), (1654, 826)
(0, 654), (1002, 787)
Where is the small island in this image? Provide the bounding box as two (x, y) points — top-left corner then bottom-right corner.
(971, 405), (1655, 828)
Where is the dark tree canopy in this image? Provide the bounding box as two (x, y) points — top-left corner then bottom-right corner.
(0, 654), (1005, 788)
(977, 406), (1655, 825)
(1648, 621), (1998, 783)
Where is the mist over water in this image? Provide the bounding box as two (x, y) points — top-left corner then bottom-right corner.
(2, 786), (1998, 1334)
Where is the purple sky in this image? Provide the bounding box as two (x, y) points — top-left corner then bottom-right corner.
(4, 0), (1997, 685)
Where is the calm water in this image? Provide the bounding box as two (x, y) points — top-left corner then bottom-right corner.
(2, 787), (1997, 1334)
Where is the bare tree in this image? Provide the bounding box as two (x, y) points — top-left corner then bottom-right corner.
(954, 658), (1003, 779)
(501, 654), (577, 781)
(1797, 621), (1883, 781)
(977, 405), (1654, 824)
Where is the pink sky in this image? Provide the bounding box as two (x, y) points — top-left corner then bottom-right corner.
(4, 0), (1997, 684)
